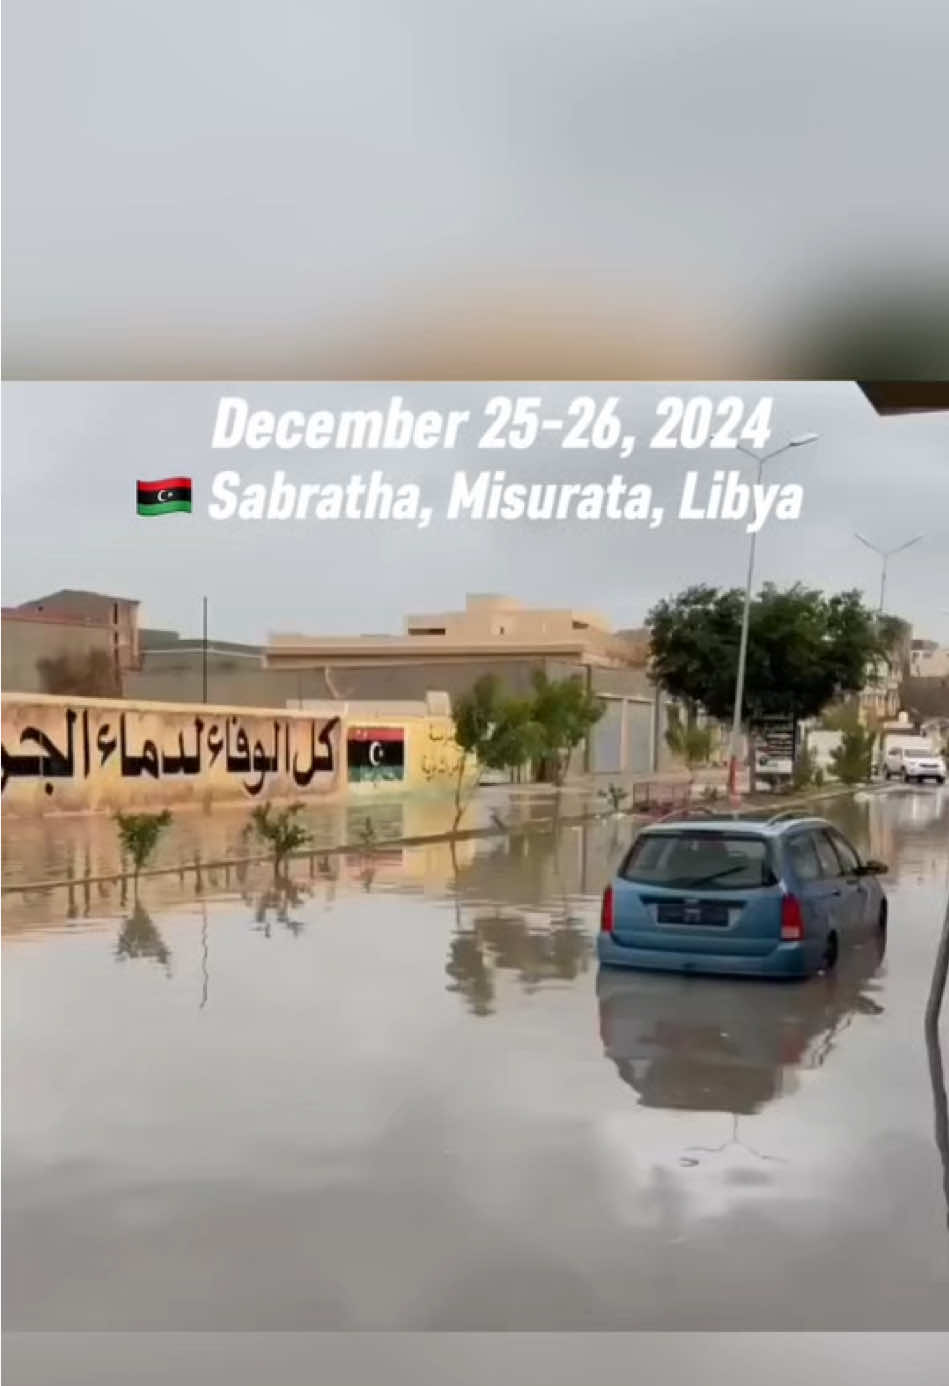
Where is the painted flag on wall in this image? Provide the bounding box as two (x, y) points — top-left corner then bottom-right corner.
(347, 726), (405, 782)
(137, 477), (193, 516)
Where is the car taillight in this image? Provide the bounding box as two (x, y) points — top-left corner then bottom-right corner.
(781, 894), (805, 941)
(600, 885), (614, 933)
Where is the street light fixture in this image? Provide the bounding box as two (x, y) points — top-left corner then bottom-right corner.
(853, 532), (925, 614)
(727, 433), (820, 802)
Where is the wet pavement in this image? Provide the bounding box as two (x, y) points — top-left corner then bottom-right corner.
(3, 787), (949, 1329)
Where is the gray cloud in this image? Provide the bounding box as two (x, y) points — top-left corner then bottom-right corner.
(3, 2), (948, 377)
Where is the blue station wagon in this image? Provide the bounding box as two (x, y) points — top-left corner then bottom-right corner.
(597, 813), (888, 979)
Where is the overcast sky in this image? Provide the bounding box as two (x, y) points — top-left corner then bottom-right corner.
(2, 382), (948, 646)
(4, 1), (948, 379)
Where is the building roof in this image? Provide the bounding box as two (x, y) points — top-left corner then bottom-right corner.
(16, 588), (139, 609)
(1, 606), (111, 629)
(265, 595), (648, 669)
(264, 631), (645, 668)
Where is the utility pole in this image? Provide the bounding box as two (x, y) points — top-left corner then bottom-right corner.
(854, 533), (924, 614)
(726, 433), (819, 803)
(202, 596), (208, 704)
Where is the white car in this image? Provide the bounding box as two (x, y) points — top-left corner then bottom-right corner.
(883, 743), (947, 784)
(755, 751), (793, 786)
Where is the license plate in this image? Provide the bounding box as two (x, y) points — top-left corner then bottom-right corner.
(656, 899), (729, 927)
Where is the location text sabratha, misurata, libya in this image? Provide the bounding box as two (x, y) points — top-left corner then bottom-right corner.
(206, 469), (804, 534)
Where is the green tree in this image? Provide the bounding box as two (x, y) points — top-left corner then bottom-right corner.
(828, 722), (876, 785)
(451, 676), (541, 831)
(249, 801), (310, 875)
(527, 671), (604, 786)
(114, 810), (173, 894)
(648, 583), (884, 727)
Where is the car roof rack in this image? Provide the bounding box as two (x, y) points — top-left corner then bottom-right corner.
(651, 807), (741, 824)
(764, 808), (824, 826)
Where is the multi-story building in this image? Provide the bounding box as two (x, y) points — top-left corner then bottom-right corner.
(1, 589), (141, 693)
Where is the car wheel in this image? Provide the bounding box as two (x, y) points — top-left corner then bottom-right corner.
(822, 931), (839, 973)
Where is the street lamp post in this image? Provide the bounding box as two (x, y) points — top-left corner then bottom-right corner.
(726, 433), (819, 803)
(853, 533), (925, 614)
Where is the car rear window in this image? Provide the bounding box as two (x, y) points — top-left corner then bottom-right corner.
(621, 832), (776, 890)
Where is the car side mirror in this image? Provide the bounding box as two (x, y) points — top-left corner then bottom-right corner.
(860, 859), (888, 875)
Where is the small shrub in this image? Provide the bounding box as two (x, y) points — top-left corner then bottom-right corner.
(792, 744), (818, 791)
(829, 724), (876, 785)
(249, 802), (309, 873)
(599, 783), (629, 813)
(114, 810), (172, 887)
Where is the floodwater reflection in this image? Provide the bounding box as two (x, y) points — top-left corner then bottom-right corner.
(446, 907), (590, 1016)
(251, 879), (311, 938)
(597, 927), (887, 1117)
(115, 902), (172, 975)
(3, 786), (949, 1330)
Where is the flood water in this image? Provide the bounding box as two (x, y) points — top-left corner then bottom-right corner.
(3, 787), (949, 1329)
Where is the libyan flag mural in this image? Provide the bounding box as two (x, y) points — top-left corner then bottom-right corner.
(137, 477), (193, 516)
(347, 726), (405, 781)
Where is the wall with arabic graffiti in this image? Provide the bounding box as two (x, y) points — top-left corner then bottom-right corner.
(345, 717), (468, 793)
(1, 694), (472, 817)
(1, 693), (342, 815)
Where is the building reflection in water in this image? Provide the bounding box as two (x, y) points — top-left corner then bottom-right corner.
(596, 929), (887, 1119)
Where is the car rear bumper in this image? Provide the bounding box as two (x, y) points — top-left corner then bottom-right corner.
(596, 934), (812, 978)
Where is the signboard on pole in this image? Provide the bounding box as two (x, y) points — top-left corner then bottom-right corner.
(751, 714), (797, 782)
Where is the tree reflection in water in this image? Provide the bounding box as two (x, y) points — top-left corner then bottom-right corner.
(115, 901), (171, 976)
(445, 831), (591, 1016)
(251, 878), (310, 938)
(446, 908), (589, 1016)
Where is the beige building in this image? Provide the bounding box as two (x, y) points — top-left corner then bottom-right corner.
(3, 590), (142, 695)
(910, 641), (949, 678)
(264, 594), (665, 777)
(266, 594), (649, 680)
(857, 656), (902, 724)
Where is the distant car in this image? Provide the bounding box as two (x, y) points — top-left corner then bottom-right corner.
(598, 815), (888, 979)
(882, 743), (946, 784)
(754, 751), (793, 786)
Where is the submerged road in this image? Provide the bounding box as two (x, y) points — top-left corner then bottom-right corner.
(3, 787), (949, 1329)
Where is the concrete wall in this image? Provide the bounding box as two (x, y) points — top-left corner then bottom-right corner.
(1, 617), (116, 694)
(127, 649), (302, 707)
(129, 651), (654, 705)
(1, 692), (467, 817)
